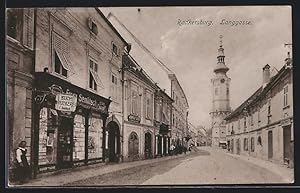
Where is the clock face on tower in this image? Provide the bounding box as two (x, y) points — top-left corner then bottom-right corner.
(220, 78), (225, 83)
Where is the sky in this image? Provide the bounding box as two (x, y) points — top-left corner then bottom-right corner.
(101, 6), (292, 129)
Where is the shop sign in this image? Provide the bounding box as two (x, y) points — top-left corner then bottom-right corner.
(55, 93), (77, 112)
(281, 118), (291, 126)
(128, 114), (141, 123)
(77, 94), (106, 112)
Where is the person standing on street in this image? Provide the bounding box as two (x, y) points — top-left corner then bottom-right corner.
(15, 141), (30, 184)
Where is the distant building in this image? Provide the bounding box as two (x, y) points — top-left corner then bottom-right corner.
(225, 53), (293, 167)
(169, 74), (189, 148)
(209, 36), (231, 147)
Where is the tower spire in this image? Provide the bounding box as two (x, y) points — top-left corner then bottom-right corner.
(214, 35), (229, 73)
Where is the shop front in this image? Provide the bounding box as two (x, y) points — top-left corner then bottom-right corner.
(155, 123), (170, 157)
(31, 72), (111, 178)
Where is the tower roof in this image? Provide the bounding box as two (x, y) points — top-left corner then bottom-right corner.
(214, 35), (229, 73)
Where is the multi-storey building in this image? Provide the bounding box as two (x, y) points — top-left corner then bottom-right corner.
(169, 74), (189, 148)
(122, 54), (157, 161)
(6, 8), (129, 180)
(154, 88), (173, 157)
(225, 53), (293, 167)
(6, 8), (35, 180)
(209, 36), (231, 147)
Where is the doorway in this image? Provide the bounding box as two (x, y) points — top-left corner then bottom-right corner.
(107, 122), (120, 162)
(57, 117), (73, 169)
(128, 132), (139, 161)
(283, 126), (292, 163)
(144, 132), (152, 159)
(268, 130), (273, 159)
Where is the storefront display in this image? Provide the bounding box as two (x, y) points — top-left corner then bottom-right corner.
(32, 72), (111, 176)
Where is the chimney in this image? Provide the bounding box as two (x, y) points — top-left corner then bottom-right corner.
(262, 64), (270, 87)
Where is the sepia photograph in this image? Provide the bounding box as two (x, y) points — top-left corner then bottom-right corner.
(5, 6), (294, 187)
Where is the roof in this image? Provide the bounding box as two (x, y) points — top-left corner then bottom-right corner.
(95, 8), (128, 45)
(224, 63), (292, 121)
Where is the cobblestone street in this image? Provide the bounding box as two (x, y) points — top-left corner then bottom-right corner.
(19, 147), (293, 187)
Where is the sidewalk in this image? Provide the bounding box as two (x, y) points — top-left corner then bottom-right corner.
(216, 148), (294, 183)
(11, 153), (190, 187)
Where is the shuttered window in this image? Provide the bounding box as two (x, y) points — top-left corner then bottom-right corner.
(23, 8), (34, 49)
(52, 32), (70, 77)
(89, 59), (102, 91)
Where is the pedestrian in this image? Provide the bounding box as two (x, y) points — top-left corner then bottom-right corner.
(15, 141), (30, 184)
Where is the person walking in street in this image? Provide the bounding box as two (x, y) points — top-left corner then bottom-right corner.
(15, 141), (30, 184)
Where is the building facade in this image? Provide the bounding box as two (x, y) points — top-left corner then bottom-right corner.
(225, 54), (293, 167)
(209, 37), (231, 147)
(168, 74), (189, 149)
(6, 8), (130, 180)
(6, 8), (35, 180)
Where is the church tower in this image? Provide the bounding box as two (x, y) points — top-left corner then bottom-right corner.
(210, 35), (231, 147)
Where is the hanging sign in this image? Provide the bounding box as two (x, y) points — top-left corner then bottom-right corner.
(55, 93), (77, 112)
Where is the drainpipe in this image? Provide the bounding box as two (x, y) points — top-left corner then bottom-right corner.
(30, 7), (37, 179)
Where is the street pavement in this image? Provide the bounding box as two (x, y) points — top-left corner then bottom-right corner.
(17, 146), (293, 187)
(142, 147), (294, 185)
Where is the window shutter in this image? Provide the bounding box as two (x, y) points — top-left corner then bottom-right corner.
(23, 8), (34, 49)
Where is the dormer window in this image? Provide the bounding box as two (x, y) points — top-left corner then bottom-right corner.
(88, 17), (98, 35)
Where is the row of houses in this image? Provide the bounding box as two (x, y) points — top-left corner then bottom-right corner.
(224, 55), (293, 167)
(6, 8), (189, 180)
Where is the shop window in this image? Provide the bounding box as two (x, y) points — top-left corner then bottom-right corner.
(250, 137), (255, 152)
(52, 32), (71, 77)
(73, 114), (85, 161)
(88, 116), (103, 159)
(38, 107), (58, 166)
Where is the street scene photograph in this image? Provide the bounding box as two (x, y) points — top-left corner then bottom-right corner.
(5, 6), (294, 187)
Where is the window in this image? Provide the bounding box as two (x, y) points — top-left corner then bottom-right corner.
(7, 8), (34, 49)
(238, 120), (240, 130)
(257, 136), (262, 146)
(215, 88), (218, 95)
(284, 86), (288, 107)
(226, 87), (229, 96)
(244, 117), (247, 128)
(111, 74), (118, 101)
(250, 114), (253, 126)
(23, 8), (34, 49)
(88, 17), (98, 35)
(52, 32), (71, 77)
(7, 9), (22, 41)
(145, 91), (153, 119)
(89, 59), (101, 91)
(258, 108), (261, 123)
(268, 99), (271, 115)
(131, 84), (139, 115)
(112, 43), (118, 56)
(244, 138), (248, 151)
(250, 137), (255, 152)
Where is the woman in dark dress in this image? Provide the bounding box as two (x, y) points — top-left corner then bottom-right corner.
(15, 141), (29, 183)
